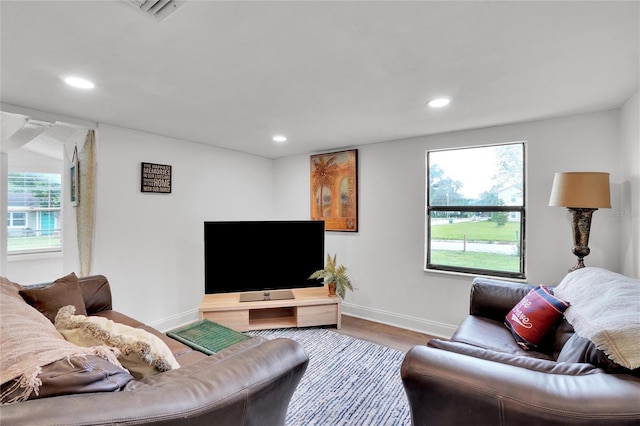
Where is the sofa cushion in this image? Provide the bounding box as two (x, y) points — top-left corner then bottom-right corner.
(504, 285), (569, 350)
(470, 278), (535, 321)
(552, 319), (575, 359)
(451, 315), (553, 360)
(558, 333), (640, 377)
(19, 272), (87, 323)
(91, 310), (146, 328)
(79, 275), (113, 314)
(55, 305), (180, 379)
(429, 339), (600, 375)
(1, 277), (122, 403)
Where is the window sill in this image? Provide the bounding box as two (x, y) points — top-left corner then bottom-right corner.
(424, 266), (528, 283)
(8, 250), (62, 262)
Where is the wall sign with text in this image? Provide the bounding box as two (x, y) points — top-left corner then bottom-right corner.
(141, 162), (172, 194)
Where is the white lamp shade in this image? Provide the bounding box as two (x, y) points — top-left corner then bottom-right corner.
(549, 172), (611, 208)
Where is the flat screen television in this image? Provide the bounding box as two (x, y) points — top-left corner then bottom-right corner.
(204, 220), (325, 300)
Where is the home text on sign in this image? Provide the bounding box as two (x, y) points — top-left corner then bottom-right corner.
(141, 162), (172, 193)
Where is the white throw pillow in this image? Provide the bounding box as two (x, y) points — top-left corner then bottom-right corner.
(55, 305), (180, 379)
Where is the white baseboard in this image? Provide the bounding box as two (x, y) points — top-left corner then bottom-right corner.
(341, 302), (457, 339)
(146, 304), (457, 338)
(147, 308), (200, 332)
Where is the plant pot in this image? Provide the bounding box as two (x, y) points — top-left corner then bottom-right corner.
(327, 282), (337, 296)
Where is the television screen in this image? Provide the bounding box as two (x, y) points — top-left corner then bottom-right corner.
(204, 220), (325, 295)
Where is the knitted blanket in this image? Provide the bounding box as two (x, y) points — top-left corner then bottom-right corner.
(554, 267), (640, 370)
(0, 277), (121, 404)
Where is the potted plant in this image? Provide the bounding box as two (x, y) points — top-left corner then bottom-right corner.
(309, 254), (353, 298)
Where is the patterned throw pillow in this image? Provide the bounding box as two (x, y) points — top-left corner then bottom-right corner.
(505, 286), (569, 350)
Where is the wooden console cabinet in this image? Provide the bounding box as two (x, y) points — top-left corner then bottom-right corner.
(199, 286), (341, 332)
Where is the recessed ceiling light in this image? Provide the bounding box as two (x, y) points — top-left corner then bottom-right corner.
(64, 76), (95, 89)
(272, 135), (287, 143)
(427, 97), (451, 108)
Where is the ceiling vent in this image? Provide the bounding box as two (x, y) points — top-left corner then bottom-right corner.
(125, 0), (187, 23)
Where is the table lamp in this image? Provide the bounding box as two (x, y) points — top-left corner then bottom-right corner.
(549, 172), (611, 272)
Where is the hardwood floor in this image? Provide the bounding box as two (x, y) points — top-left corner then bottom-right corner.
(334, 314), (436, 352)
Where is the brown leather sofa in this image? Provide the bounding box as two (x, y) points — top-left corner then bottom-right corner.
(401, 276), (640, 426)
(2, 275), (309, 425)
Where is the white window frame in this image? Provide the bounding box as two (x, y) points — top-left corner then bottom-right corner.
(7, 172), (62, 255)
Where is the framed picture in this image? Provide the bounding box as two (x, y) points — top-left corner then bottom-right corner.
(310, 149), (358, 232)
(70, 149), (79, 207)
(141, 162), (172, 193)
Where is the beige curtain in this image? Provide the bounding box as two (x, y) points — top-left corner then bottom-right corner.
(76, 130), (96, 277)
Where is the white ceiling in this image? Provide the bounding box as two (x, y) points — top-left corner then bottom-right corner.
(1, 1), (638, 159)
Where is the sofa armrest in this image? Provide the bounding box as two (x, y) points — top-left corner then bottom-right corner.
(470, 277), (534, 321)
(2, 338), (309, 426)
(401, 345), (640, 426)
(78, 275), (112, 314)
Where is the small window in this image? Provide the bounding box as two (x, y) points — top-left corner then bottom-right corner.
(426, 142), (526, 279)
(7, 172), (62, 253)
(7, 212), (27, 227)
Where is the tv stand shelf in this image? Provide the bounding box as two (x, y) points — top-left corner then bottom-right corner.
(199, 286), (341, 332)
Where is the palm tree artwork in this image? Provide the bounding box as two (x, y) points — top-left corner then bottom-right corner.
(311, 155), (339, 217)
(310, 149), (358, 232)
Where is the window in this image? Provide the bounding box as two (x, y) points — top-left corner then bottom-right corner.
(426, 142), (525, 279)
(7, 172), (62, 253)
(7, 212), (27, 227)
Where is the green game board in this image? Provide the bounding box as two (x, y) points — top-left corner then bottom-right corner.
(167, 319), (251, 355)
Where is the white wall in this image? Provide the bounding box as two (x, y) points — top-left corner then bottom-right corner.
(275, 110), (625, 337)
(91, 124), (275, 328)
(5, 107), (635, 335)
(619, 90), (640, 278)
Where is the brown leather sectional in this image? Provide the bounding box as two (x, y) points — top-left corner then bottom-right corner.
(401, 276), (640, 426)
(2, 275), (309, 425)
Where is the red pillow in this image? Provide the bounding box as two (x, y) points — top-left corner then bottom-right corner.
(505, 286), (569, 350)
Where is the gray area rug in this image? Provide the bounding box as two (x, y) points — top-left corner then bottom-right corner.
(246, 328), (410, 426)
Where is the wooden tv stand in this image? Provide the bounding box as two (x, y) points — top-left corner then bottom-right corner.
(199, 286), (341, 332)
